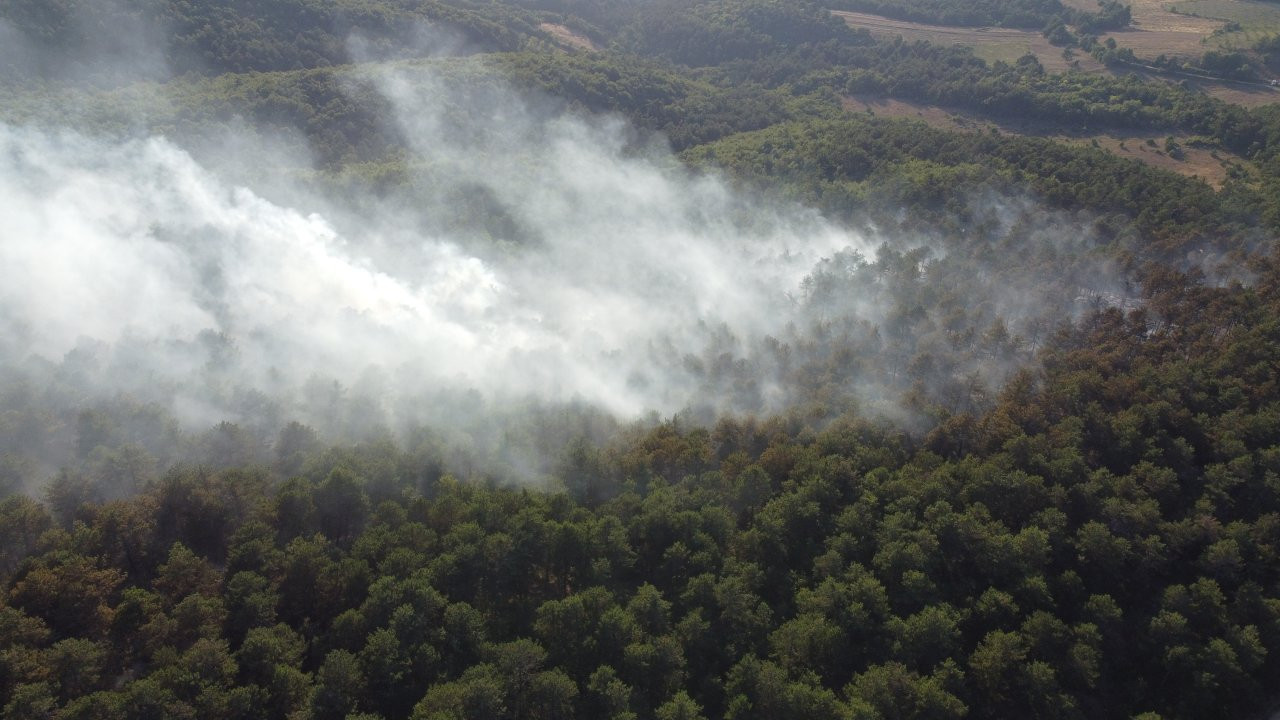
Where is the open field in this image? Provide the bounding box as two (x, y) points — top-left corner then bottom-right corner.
(1127, 0), (1228, 33)
(832, 10), (1108, 71)
(1148, 71), (1280, 105)
(834, 7), (1280, 104)
(1176, 0), (1280, 25)
(1171, 0), (1280, 49)
(833, 3), (1223, 61)
(1100, 26), (1214, 57)
(843, 92), (1249, 187)
(1097, 0), (1224, 59)
(1102, 0), (1280, 56)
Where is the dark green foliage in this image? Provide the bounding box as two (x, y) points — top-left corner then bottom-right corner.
(615, 0), (861, 67)
(5, 0), (1280, 718)
(1198, 50), (1256, 80)
(685, 113), (1240, 252)
(5, 256), (1280, 718)
(0, 0), (540, 81)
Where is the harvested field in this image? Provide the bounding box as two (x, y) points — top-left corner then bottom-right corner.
(843, 93), (1249, 188)
(832, 10), (1108, 72)
(1128, 0), (1227, 33)
(1175, 0), (1280, 25)
(1171, 0), (1280, 49)
(1070, 0), (1273, 59)
(833, 8), (1279, 105)
(538, 23), (599, 52)
(1097, 0), (1223, 57)
(1101, 27), (1214, 57)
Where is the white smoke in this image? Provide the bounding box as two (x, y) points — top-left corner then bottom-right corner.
(0, 55), (1144, 488)
(0, 70), (869, 429)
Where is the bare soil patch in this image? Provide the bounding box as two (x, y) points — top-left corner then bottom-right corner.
(1086, 134), (1236, 187)
(539, 23), (599, 52)
(841, 95), (972, 130)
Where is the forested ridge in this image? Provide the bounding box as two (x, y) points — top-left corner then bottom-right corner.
(3, 257), (1280, 719)
(4, 0), (1280, 718)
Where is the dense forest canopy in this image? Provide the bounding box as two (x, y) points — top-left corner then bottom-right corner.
(3, 0), (1280, 718)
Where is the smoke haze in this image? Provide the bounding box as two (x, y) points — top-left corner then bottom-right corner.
(0, 44), (1140, 486)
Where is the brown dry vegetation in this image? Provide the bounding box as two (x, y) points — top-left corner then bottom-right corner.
(538, 22), (599, 52)
(1100, 26), (1214, 58)
(1127, 0), (1227, 33)
(842, 93), (1248, 187)
(1071, 133), (1240, 187)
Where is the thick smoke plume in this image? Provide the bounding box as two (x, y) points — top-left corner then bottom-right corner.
(0, 54), (1137, 489)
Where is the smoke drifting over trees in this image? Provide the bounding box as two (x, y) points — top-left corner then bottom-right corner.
(8, 2), (1280, 719)
(0, 50), (1140, 488)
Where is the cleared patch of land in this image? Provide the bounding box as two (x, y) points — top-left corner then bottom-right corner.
(841, 95), (971, 128)
(1096, 0), (1224, 59)
(1127, 0), (1227, 33)
(1062, 132), (1242, 188)
(538, 22), (599, 52)
(843, 93), (1249, 188)
(1096, 0), (1280, 58)
(833, 10), (1108, 72)
(1130, 69), (1280, 105)
(1100, 26), (1215, 58)
(1171, 0), (1280, 48)
(833, 7), (1279, 104)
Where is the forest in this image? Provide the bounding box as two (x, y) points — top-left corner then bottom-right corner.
(3, 0), (1280, 718)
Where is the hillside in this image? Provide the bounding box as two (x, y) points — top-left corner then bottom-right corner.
(2, 0), (1280, 719)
